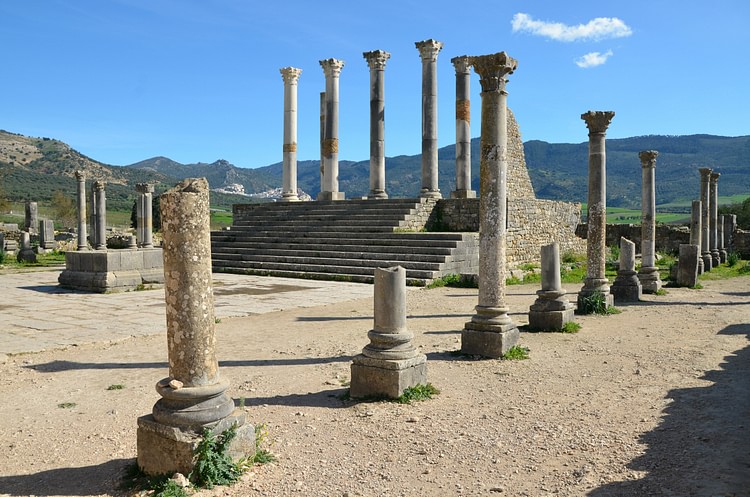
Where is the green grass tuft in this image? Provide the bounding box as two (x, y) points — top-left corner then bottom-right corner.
(57, 402), (76, 409)
(561, 321), (581, 334)
(396, 383), (440, 404)
(106, 384), (125, 390)
(502, 345), (530, 360)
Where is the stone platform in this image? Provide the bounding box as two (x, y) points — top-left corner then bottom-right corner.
(58, 248), (164, 292)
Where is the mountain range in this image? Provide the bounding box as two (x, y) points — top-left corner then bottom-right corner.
(1, 129), (749, 211)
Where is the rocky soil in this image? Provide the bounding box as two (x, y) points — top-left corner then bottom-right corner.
(1, 277), (749, 497)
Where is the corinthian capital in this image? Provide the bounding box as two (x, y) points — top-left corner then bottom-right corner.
(415, 39), (443, 62)
(581, 110), (615, 135)
(451, 55), (471, 75)
(710, 171), (721, 183)
(319, 58), (345, 78)
(698, 167), (713, 180)
(469, 52), (517, 93)
(280, 67), (302, 84)
(363, 50), (391, 70)
(638, 150), (658, 168)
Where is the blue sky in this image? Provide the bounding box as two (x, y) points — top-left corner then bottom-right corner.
(1, 0), (748, 168)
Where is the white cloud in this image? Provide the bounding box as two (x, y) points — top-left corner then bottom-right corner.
(575, 50), (614, 68)
(511, 13), (632, 42)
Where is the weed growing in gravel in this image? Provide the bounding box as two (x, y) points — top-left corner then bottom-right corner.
(426, 273), (476, 289)
(190, 425), (243, 489)
(396, 383), (440, 404)
(57, 402), (76, 409)
(502, 346), (529, 360)
(150, 478), (188, 497)
(655, 288), (669, 296)
(106, 384), (125, 390)
(561, 322), (581, 334)
(577, 291), (607, 315)
(689, 283), (704, 289)
(251, 423), (276, 465)
(727, 252), (741, 267)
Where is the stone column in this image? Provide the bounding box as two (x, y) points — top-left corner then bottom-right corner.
(637, 150), (662, 293)
(710, 171), (721, 266)
(528, 243), (574, 331)
(460, 52), (519, 358)
(578, 110), (616, 310)
(363, 50), (391, 200)
(451, 55), (475, 199)
(699, 168), (713, 270)
(350, 266), (427, 398)
(137, 178), (253, 476)
(90, 185), (98, 249)
(415, 39), (443, 199)
(136, 183), (155, 249)
(24, 201), (38, 235)
(718, 214), (727, 262)
(75, 170), (88, 251)
(93, 180), (107, 250)
(319, 91), (326, 193)
(280, 67), (302, 202)
(136, 185), (144, 245)
(691, 200), (704, 274)
(16, 231), (36, 263)
(319, 58), (345, 201)
(724, 214), (737, 252)
(611, 237), (642, 303)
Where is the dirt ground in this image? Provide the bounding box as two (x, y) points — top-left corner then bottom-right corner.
(1, 276), (749, 497)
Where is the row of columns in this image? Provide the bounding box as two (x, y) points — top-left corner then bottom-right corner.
(697, 168), (727, 272)
(279, 39), (481, 203)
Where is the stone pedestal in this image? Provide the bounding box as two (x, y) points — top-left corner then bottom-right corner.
(137, 178), (253, 476)
(16, 231), (36, 263)
(58, 248), (164, 292)
(363, 50), (390, 200)
(75, 170), (88, 251)
(612, 237), (642, 303)
(528, 243), (574, 331)
(690, 200), (703, 274)
(450, 55), (476, 199)
(461, 52), (519, 358)
(699, 168), (713, 271)
(416, 39), (443, 199)
(350, 266), (427, 399)
(677, 243), (700, 287)
(38, 219), (55, 251)
(280, 67), (302, 202)
(577, 111), (615, 310)
(637, 150), (662, 293)
(709, 172), (721, 267)
(318, 59), (345, 201)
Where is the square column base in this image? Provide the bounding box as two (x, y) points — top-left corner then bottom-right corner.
(528, 308), (575, 331)
(450, 190), (477, 199)
(461, 322), (519, 359)
(612, 283), (642, 303)
(639, 279), (662, 294)
(350, 354), (427, 399)
(317, 191), (345, 201)
(136, 410), (255, 477)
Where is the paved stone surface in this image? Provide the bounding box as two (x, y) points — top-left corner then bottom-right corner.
(0, 269), (374, 356)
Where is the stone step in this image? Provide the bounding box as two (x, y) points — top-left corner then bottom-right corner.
(212, 231), (469, 242)
(211, 259), (440, 280)
(211, 251), (447, 268)
(232, 217), (406, 228)
(211, 241), (456, 256)
(212, 266), (429, 286)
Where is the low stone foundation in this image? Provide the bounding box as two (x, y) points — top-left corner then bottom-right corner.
(58, 248), (164, 292)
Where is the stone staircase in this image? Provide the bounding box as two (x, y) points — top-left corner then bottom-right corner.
(210, 199), (478, 286)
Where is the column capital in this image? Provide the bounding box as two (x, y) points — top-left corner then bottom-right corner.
(698, 167), (713, 179)
(710, 171), (721, 183)
(638, 150), (658, 168)
(75, 169), (85, 181)
(451, 55), (471, 74)
(136, 182), (155, 194)
(319, 58), (345, 78)
(280, 67), (302, 84)
(363, 50), (391, 70)
(581, 110), (615, 135)
(469, 52), (517, 93)
(93, 180), (106, 191)
(415, 39), (443, 62)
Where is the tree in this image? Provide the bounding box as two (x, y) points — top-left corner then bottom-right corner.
(51, 190), (76, 228)
(719, 197), (750, 230)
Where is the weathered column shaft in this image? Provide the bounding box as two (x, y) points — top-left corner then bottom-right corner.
(691, 200), (704, 274)
(319, 58), (345, 200)
(710, 172), (721, 265)
(416, 39), (443, 199)
(75, 170), (88, 251)
(136, 189), (145, 244)
(94, 180), (107, 250)
(319, 91), (326, 192)
(699, 168), (712, 269)
(637, 150), (662, 293)
(143, 187), (154, 248)
(281, 67), (302, 201)
(364, 50), (390, 200)
(90, 186), (98, 248)
(451, 55), (474, 198)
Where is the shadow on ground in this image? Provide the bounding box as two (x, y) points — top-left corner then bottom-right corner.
(0, 458), (132, 496)
(588, 323), (750, 497)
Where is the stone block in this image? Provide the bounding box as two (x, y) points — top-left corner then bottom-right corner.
(528, 308), (575, 331)
(611, 282), (642, 303)
(118, 250), (141, 271)
(677, 244), (699, 287)
(460, 324), (519, 359)
(350, 354), (427, 399)
(141, 248), (164, 269)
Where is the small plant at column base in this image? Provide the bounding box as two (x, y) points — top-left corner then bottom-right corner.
(727, 252), (741, 266)
(561, 321), (581, 334)
(396, 383), (440, 404)
(605, 305), (622, 315)
(250, 423), (276, 465)
(578, 291), (607, 315)
(655, 288), (669, 296)
(502, 346), (530, 360)
(190, 424), (242, 489)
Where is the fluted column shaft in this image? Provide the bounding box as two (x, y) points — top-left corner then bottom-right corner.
(94, 180), (107, 250)
(416, 39), (443, 199)
(710, 172), (721, 266)
(364, 50), (390, 199)
(280, 67), (302, 201)
(699, 168), (713, 270)
(578, 111), (615, 306)
(319, 58), (345, 201)
(75, 170), (88, 251)
(451, 56), (475, 199)
(637, 150), (662, 293)
(691, 200), (704, 274)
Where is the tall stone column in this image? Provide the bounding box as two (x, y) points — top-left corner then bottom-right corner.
(319, 58), (345, 201)
(363, 50), (391, 200)
(460, 52), (519, 358)
(699, 168), (713, 270)
(415, 39), (443, 199)
(280, 67), (302, 202)
(451, 55), (475, 199)
(637, 150), (662, 293)
(718, 214), (727, 263)
(90, 185), (98, 249)
(75, 170), (88, 251)
(319, 91), (326, 193)
(136, 185), (145, 245)
(691, 200), (704, 274)
(578, 111), (616, 310)
(136, 183), (155, 249)
(724, 214), (737, 253)
(137, 178), (253, 476)
(710, 171), (721, 267)
(93, 180), (107, 251)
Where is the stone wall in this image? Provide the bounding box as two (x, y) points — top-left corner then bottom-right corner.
(507, 108), (536, 201)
